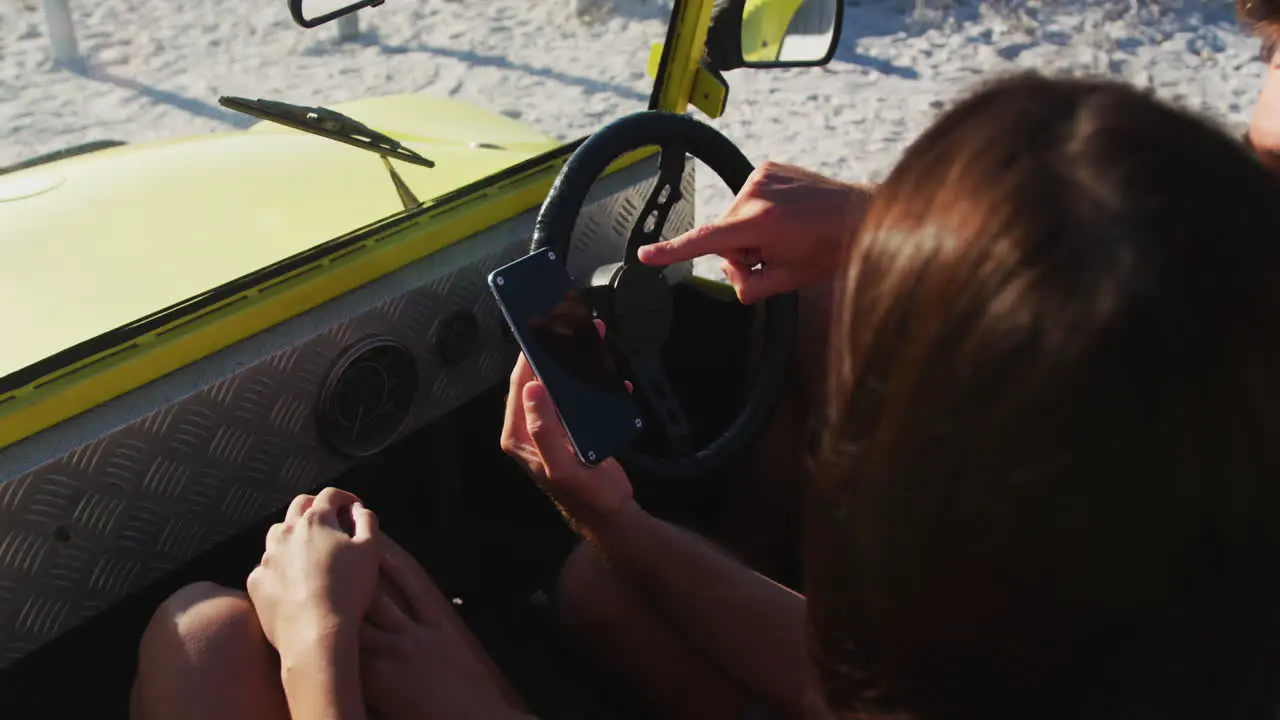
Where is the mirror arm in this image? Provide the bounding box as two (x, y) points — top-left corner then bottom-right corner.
(703, 0), (746, 73)
(690, 61), (730, 119)
(288, 0), (385, 29)
(647, 44), (731, 119)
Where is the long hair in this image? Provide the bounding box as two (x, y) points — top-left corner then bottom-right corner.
(805, 73), (1280, 719)
(1239, 0), (1280, 60)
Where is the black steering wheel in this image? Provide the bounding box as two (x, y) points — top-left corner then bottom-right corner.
(530, 110), (798, 479)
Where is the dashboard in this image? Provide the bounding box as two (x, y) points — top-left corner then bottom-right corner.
(0, 155), (696, 668)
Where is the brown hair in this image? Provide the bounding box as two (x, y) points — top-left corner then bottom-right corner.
(1239, 0), (1280, 59)
(806, 73), (1280, 719)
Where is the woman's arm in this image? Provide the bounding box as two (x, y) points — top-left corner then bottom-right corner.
(591, 501), (827, 717)
(279, 630), (367, 720)
(246, 488), (381, 720)
(502, 361), (827, 717)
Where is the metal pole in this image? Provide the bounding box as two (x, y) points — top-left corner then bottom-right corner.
(43, 0), (84, 72)
(336, 13), (360, 42)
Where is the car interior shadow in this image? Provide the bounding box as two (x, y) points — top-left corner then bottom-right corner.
(0, 282), (756, 720)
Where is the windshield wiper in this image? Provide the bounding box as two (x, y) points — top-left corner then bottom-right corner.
(218, 96), (435, 169)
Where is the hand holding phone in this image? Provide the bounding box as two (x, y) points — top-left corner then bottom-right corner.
(489, 248), (642, 466)
(501, 350), (638, 532)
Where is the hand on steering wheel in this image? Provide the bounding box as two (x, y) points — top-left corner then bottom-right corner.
(637, 162), (873, 305)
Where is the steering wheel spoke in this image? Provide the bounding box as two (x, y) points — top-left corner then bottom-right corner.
(628, 354), (694, 454)
(624, 145), (688, 263)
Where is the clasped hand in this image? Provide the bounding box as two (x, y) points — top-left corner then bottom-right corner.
(247, 487), (380, 658)
(246, 487), (529, 719)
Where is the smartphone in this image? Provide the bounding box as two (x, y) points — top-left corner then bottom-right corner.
(488, 248), (643, 466)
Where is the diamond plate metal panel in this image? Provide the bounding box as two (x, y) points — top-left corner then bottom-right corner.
(0, 158), (695, 668)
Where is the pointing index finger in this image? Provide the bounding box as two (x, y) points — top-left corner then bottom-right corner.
(637, 220), (748, 266)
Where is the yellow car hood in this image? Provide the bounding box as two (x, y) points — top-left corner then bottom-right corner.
(0, 94), (560, 381)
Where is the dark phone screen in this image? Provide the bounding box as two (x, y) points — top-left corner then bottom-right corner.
(490, 249), (640, 464)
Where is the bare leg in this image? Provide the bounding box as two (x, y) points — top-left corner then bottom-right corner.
(371, 535), (530, 715)
(134, 544), (525, 720)
(558, 542), (766, 720)
(716, 279), (834, 580)
(131, 581), (289, 720)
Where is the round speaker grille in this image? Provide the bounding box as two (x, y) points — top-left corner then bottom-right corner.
(317, 337), (419, 457)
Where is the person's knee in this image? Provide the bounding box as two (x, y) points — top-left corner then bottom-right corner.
(137, 581), (261, 671)
(159, 580), (247, 614)
(133, 582), (288, 720)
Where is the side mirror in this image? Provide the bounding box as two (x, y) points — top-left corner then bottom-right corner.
(705, 0), (843, 71)
(288, 0), (385, 29)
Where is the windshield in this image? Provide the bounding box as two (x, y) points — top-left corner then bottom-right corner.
(3, 0), (664, 161)
(0, 0), (666, 383)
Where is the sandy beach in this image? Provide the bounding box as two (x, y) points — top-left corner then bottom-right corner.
(1, 0), (1267, 230)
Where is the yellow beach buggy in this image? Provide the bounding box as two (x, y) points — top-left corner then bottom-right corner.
(0, 0), (841, 715)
